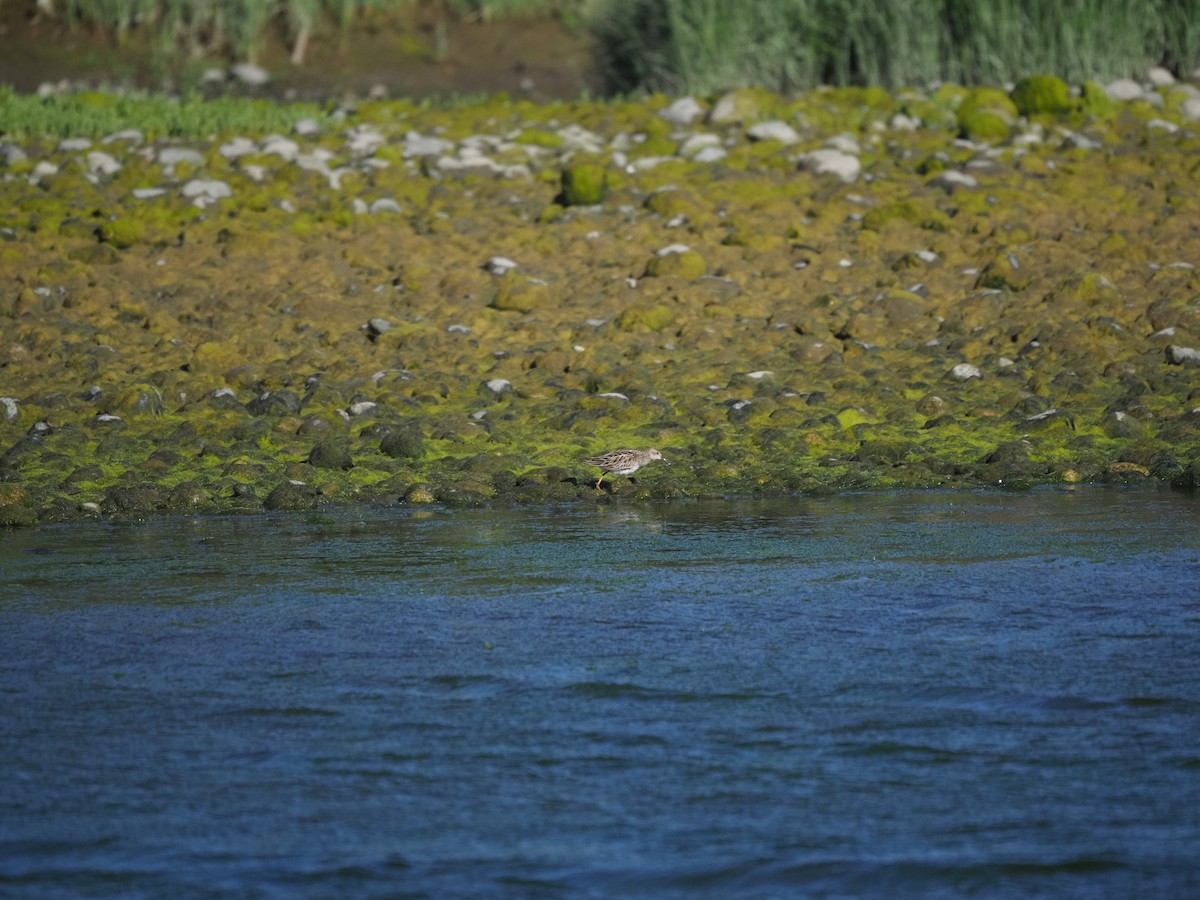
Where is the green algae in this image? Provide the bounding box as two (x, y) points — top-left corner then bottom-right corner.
(2, 85), (1200, 524)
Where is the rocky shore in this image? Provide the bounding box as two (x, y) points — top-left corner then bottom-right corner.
(1, 73), (1199, 524)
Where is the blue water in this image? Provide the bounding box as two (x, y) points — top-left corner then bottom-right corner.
(1, 488), (1199, 898)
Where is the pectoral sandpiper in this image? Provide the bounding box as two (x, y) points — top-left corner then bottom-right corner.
(581, 448), (664, 489)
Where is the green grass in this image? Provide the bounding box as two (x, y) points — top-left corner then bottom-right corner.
(16, 0), (1200, 94)
(593, 0), (1200, 94)
(0, 86), (328, 141)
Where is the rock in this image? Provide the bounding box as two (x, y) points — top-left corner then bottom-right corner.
(957, 87), (1019, 141)
(403, 132), (454, 158)
(158, 147), (205, 167)
(692, 146), (728, 163)
(644, 245), (706, 279)
(307, 440), (353, 470)
(293, 118), (321, 137)
(181, 179), (233, 204)
(560, 160), (608, 206)
(264, 481), (319, 511)
(1146, 66), (1175, 86)
(678, 133), (722, 158)
(0, 397), (18, 423)
(1166, 345), (1200, 366)
(367, 317), (393, 336)
(347, 401), (377, 417)
(232, 63), (270, 86)
(747, 120), (800, 145)
(482, 378), (513, 400)
(798, 149), (860, 183)
(104, 483), (168, 516)
(949, 363), (982, 381)
(1182, 97), (1200, 121)
(1010, 74), (1073, 115)
(219, 136), (257, 159)
(57, 138), (92, 152)
(380, 428), (425, 459)
(369, 198), (403, 215)
(86, 151), (121, 176)
(1105, 78), (1145, 101)
(484, 256), (519, 275)
(708, 88), (767, 125)
(246, 390), (302, 417)
(660, 96), (704, 126)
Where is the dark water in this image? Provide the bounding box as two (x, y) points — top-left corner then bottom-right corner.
(2, 488), (1199, 898)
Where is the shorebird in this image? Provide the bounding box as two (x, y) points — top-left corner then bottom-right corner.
(581, 448), (664, 489)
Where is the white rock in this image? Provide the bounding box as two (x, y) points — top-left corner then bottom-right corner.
(348, 401), (377, 416)
(261, 135), (300, 161)
(555, 124), (604, 154)
(660, 97), (705, 126)
(231, 63), (270, 86)
(1146, 66), (1175, 86)
(950, 363), (982, 381)
(102, 129), (143, 145)
(346, 127), (386, 155)
(825, 132), (861, 155)
(1105, 78), (1145, 101)
(747, 120), (800, 145)
(1147, 118), (1179, 133)
(403, 131), (454, 158)
(1, 144), (28, 165)
(745, 371), (774, 379)
(369, 198), (403, 215)
(1182, 97), (1200, 121)
(485, 378), (513, 394)
(799, 149), (861, 183)
(181, 179), (232, 202)
(293, 118), (321, 137)
(0, 397), (17, 422)
(890, 112), (920, 131)
(656, 243), (691, 256)
(929, 170), (978, 191)
(484, 256), (519, 275)
(219, 136), (257, 159)
(57, 138), (92, 152)
(692, 146), (728, 163)
(132, 187), (167, 200)
(86, 151), (121, 176)
(678, 132), (721, 157)
(158, 147), (205, 167)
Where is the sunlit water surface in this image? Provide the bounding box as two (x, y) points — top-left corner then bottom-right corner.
(2, 488), (1199, 898)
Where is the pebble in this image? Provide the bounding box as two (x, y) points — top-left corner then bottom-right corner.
(747, 120), (800, 144)
(1166, 345), (1200, 366)
(347, 401), (377, 417)
(660, 97), (704, 126)
(692, 146), (728, 163)
(86, 151), (121, 176)
(181, 179), (233, 204)
(1105, 78), (1145, 101)
(0, 397), (17, 422)
(799, 149), (861, 183)
(950, 363), (983, 381)
(929, 170), (978, 191)
(232, 63), (270, 86)
(484, 256), (519, 275)
(159, 147), (205, 167)
(57, 138), (92, 152)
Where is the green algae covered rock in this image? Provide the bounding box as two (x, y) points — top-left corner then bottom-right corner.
(490, 276), (555, 313)
(861, 200), (950, 232)
(617, 303), (675, 332)
(1010, 75), (1073, 116)
(560, 160), (608, 206)
(644, 248), (706, 279)
(957, 87), (1018, 141)
(1080, 81), (1117, 116)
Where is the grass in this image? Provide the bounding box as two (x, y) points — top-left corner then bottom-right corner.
(0, 86), (327, 140)
(13, 0), (1200, 93)
(593, 0), (1200, 94)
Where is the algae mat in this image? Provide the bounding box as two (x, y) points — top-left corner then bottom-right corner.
(1, 84), (1199, 523)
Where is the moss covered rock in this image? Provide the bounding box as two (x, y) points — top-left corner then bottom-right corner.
(1010, 75), (1073, 116)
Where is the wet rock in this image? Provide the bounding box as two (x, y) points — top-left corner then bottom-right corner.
(247, 390), (302, 417)
(1166, 345), (1200, 366)
(166, 482), (210, 511)
(264, 481), (319, 511)
(104, 483), (168, 516)
(380, 427), (425, 459)
(307, 440), (353, 470)
(0, 484), (37, 527)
